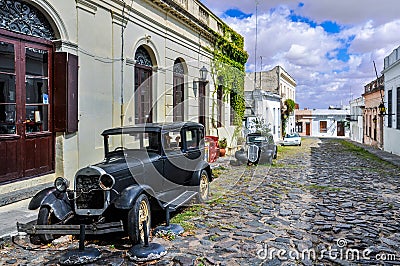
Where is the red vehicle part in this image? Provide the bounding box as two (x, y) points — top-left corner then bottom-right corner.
(205, 136), (219, 163)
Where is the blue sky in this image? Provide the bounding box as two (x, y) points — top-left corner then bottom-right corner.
(201, 0), (400, 109)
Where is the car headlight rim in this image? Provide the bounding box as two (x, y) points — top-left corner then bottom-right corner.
(99, 173), (115, 191)
(54, 177), (69, 192)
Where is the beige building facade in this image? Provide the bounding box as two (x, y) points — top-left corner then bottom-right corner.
(0, 0), (240, 184)
(363, 76), (384, 148)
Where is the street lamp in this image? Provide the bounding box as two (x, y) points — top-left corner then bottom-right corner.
(193, 66), (208, 98)
(199, 66), (208, 81)
(378, 102), (386, 115)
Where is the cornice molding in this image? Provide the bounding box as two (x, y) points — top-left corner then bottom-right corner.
(76, 0), (97, 15)
(111, 11), (128, 27)
(126, 58), (136, 66)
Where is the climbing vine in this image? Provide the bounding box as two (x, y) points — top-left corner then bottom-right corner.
(206, 24), (248, 136)
(282, 98), (295, 136)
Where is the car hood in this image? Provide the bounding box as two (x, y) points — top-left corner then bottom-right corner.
(94, 151), (161, 175)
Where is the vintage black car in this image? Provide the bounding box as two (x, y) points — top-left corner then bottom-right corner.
(20, 122), (212, 245)
(234, 132), (277, 166)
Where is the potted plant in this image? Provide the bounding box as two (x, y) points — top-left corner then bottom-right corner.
(218, 138), (227, 157)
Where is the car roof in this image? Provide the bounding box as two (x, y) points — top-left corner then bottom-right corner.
(102, 122), (204, 136)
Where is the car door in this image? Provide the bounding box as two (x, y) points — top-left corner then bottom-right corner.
(162, 130), (189, 189)
(182, 127), (203, 179)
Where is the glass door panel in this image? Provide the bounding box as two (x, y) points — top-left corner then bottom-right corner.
(25, 47), (49, 133)
(0, 42), (16, 134)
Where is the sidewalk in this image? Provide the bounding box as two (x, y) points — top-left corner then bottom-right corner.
(347, 139), (400, 167)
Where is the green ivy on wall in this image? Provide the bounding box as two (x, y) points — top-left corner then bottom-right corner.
(282, 98), (295, 136)
(206, 24), (248, 134)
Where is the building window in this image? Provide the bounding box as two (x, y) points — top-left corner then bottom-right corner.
(173, 59), (185, 122)
(217, 85), (223, 127)
(320, 121), (327, 133)
(397, 87), (400, 129)
(134, 46), (153, 124)
(273, 108), (276, 134)
(388, 90), (392, 128)
(230, 91), (236, 126)
(296, 122), (303, 133)
(369, 115), (372, 137)
(0, 0), (55, 40)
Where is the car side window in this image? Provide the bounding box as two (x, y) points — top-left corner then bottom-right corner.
(163, 130), (182, 155)
(184, 129), (199, 150)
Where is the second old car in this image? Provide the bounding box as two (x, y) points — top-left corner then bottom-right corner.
(19, 122), (212, 245)
(234, 132), (277, 166)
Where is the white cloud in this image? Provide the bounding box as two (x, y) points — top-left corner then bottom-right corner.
(201, 1), (400, 108)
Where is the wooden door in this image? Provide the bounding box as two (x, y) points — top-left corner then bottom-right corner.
(337, 121), (345, 136)
(0, 35), (54, 183)
(173, 74), (184, 121)
(305, 122), (310, 136)
(134, 65), (152, 124)
(198, 82), (206, 127)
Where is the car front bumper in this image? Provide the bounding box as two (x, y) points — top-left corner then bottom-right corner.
(17, 220), (124, 235)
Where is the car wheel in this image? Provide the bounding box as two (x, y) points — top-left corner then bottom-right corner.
(126, 194), (151, 245)
(36, 206), (58, 244)
(197, 170), (210, 203)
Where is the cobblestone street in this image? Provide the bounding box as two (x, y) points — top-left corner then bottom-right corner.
(1, 137), (400, 265)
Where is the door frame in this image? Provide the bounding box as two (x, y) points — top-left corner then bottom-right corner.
(0, 30), (54, 183)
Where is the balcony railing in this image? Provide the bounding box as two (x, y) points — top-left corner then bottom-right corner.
(198, 6), (209, 25)
(173, 0), (188, 9)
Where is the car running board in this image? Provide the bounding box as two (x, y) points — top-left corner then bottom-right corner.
(162, 190), (198, 211)
(161, 190), (197, 227)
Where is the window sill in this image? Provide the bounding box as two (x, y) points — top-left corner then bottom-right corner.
(26, 131), (52, 138)
(0, 134), (20, 140)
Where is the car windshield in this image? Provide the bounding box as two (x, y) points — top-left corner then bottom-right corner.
(286, 133), (299, 138)
(247, 135), (263, 143)
(106, 131), (161, 154)
(247, 134), (274, 144)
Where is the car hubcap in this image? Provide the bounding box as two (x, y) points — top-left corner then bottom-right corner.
(200, 174), (209, 200)
(138, 200), (149, 242)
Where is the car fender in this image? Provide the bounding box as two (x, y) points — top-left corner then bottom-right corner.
(28, 187), (56, 210)
(113, 185), (156, 209)
(191, 161), (212, 185)
(35, 190), (73, 221)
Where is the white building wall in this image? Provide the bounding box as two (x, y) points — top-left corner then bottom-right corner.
(349, 97), (364, 143)
(383, 47), (400, 155)
(310, 110), (350, 138)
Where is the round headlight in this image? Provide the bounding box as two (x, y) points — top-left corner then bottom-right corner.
(54, 177), (69, 192)
(99, 174), (115, 191)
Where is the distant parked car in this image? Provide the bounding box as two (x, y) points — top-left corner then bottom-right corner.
(234, 132), (277, 166)
(19, 122), (212, 245)
(282, 132), (302, 146)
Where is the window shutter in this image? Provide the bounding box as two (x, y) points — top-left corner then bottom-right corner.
(53, 52), (78, 133)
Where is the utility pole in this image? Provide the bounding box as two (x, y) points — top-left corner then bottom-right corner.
(260, 56), (263, 90)
(254, 0), (259, 90)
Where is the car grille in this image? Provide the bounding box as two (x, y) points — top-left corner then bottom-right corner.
(75, 175), (104, 209)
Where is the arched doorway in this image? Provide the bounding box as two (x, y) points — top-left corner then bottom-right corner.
(134, 46), (153, 124)
(173, 59), (185, 121)
(0, 0), (56, 183)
